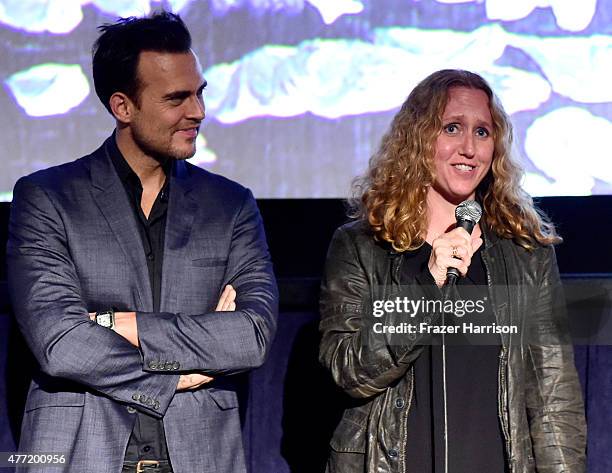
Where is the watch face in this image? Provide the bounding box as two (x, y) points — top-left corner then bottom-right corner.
(97, 312), (113, 328)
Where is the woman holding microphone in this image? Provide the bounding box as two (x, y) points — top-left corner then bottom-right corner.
(319, 69), (585, 473)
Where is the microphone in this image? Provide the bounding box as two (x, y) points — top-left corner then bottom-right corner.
(446, 200), (482, 286)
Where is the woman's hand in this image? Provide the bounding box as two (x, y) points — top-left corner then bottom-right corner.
(428, 228), (483, 287)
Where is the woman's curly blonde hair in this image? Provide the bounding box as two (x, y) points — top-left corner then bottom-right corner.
(350, 69), (560, 251)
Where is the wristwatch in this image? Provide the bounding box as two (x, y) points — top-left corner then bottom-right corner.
(94, 309), (115, 329)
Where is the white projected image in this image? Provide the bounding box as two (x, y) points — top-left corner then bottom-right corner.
(6, 63), (90, 117)
(0, 0), (610, 199)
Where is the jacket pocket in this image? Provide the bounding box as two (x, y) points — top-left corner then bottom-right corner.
(192, 388), (238, 410)
(329, 413), (367, 453)
(192, 257), (228, 268)
(25, 390), (85, 412)
(207, 388), (238, 410)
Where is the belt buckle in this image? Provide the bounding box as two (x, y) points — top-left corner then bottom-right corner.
(136, 460), (159, 473)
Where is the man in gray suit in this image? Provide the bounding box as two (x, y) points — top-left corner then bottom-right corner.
(7, 11), (278, 473)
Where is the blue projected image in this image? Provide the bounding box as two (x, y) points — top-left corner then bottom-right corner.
(0, 0), (610, 199)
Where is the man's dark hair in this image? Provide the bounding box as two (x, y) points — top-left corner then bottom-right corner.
(92, 11), (192, 114)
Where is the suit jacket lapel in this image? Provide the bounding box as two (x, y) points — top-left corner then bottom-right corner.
(161, 160), (198, 312)
(89, 140), (154, 312)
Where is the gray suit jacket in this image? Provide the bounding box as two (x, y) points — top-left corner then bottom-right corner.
(7, 137), (278, 473)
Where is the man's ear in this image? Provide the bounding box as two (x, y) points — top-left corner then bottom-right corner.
(109, 92), (136, 124)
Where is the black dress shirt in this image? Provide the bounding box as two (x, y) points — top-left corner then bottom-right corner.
(402, 243), (507, 473)
(107, 135), (172, 463)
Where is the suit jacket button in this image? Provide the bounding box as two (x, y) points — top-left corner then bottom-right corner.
(139, 394), (147, 403)
(388, 448), (399, 459)
(127, 406), (137, 414)
(146, 398), (154, 406)
(149, 361), (158, 370)
(154, 401), (160, 410)
(132, 393), (139, 401)
(165, 361), (174, 371)
(172, 362), (180, 370)
(395, 398), (405, 409)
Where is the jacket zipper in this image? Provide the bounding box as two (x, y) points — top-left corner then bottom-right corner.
(498, 347), (512, 467)
(482, 251), (513, 468)
(391, 252), (402, 285)
(389, 251), (411, 473)
(400, 366), (414, 473)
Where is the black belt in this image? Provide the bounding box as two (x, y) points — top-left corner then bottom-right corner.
(122, 460), (172, 473)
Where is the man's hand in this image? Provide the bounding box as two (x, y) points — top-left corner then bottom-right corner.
(176, 373), (213, 391)
(215, 284), (236, 311)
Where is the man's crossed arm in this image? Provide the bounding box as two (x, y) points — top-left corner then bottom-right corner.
(89, 285), (237, 391)
(7, 176), (278, 417)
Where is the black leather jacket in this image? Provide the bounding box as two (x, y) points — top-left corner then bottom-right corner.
(319, 221), (586, 473)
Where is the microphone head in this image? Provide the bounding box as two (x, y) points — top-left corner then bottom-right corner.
(455, 200), (482, 224)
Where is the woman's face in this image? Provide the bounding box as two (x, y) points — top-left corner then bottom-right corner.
(430, 86), (494, 205)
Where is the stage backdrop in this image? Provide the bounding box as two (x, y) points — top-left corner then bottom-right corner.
(0, 0), (611, 201)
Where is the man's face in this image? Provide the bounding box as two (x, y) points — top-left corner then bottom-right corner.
(129, 50), (206, 161)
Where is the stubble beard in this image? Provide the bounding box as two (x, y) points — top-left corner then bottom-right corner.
(132, 126), (196, 163)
